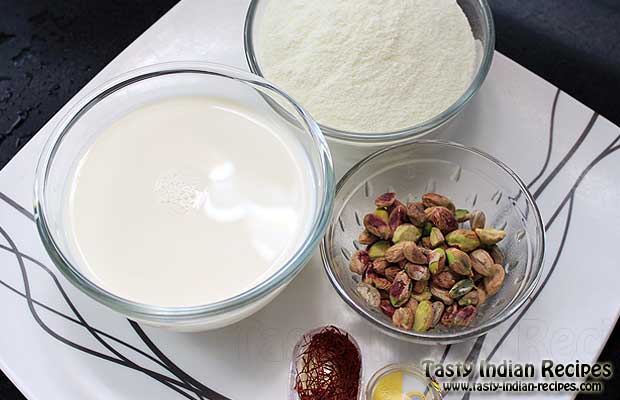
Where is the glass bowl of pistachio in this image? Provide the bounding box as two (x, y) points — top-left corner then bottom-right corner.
(320, 140), (545, 344)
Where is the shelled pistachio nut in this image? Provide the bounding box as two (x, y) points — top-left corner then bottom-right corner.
(375, 192), (397, 208)
(358, 230), (378, 245)
(364, 213), (391, 239)
(380, 299), (395, 317)
(356, 282), (381, 308)
(469, 210), (486, 230)
(428, 248), (446, 274)
(445, 229), (480, 252)
(431, 301), (445, 328)
(389, 205), (408, 233)
(422, 193), (456, 212)
(368, 240), (391, 260)
(374, 208), (390, 223)
(349, 250), (370, 274)
(454, 305), (477, 327)
(484, 263), (505, 296)
(404, 298), (419, 314)
(430, 227), (445, 247)
(405, 263), (431, 281)
(406, 201), (427, 227)
(392, 307), (415, 330)
(390, 271), (412, 307)
(449, 278), (475, 298)
(425, 206), (458, 233)
(488, 245), (505, 265)
(384, 266), (401, 282)
(470, 249), (495, 276)
(393, 223), (422, 243)
(432, 270), (457, 290)
(441, 304), (459, 327)
(445, 247), (472, 276)
(385, 241), (407, 263)
(475, 228), (506, 245)
(372, 257), (389, 275)
(430, 285), (454, 305)
(412, 287), (432, 302)
(455, 209), (470, 222)
(413, 300), (434, 332)
(458, 289), (480, 306)
(403, 241), (428, 264)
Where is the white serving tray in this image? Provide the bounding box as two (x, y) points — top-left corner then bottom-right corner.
(1, 1), (619, 399)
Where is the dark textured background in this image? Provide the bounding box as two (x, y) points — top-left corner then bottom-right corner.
(1, 0), (619, 398)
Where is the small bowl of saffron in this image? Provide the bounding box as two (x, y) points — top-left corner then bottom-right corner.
(289, 325), (363, 400)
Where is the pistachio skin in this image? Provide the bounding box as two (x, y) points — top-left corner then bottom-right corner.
(375, 192), (397, 208)
(380, 299), (396, 317)
(406, 201), (427, 227)
(358, 230), (378, 245)
(384, 266), (401, 282)
(388, 205), (408, 233)
(422, 193), (456, 212)
(349, 250), (370, 274)
(425, 206), (458, 233)
(454, 305), (477, 327)
(364, 213), (391, 239)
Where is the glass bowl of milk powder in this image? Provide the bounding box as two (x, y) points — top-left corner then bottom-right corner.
(245, 0), (495, 145)
(34, 62), (334, 331)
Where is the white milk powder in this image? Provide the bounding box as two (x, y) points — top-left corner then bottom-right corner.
(256, 0), (477, 133)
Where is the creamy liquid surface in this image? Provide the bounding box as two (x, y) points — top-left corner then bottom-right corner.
(67, 96), (314, 307)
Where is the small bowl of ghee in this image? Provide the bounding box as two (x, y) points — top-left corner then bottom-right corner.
(366, 364), (443, 400)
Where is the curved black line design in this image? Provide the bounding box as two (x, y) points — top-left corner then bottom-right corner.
(0, 192), (34, 221)
(458, 139), (620, 398)
(0, 244), (168, 370)
(527, 88), (560, 190)
(129, 321), (230, 400)
(0, 194), (231, 399)
(533, 112), (599, 199)
(0, 225), (205, 400)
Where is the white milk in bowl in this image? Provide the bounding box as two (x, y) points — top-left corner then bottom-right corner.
(66, 96), (315, 308)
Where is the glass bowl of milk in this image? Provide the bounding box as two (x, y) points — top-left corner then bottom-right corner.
(34, 62), (334, 331)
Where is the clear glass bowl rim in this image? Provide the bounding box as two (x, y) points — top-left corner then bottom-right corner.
(243, 0), (496, 144)
(320, 140), (546, 343)
(33, 61), (335, 321)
